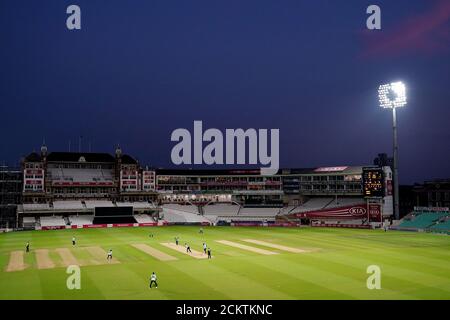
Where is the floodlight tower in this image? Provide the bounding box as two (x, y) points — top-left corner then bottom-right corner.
(378, 81), (407, 220)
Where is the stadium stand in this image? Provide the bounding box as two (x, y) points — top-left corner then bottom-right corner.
(429, 218), (450, 233)
(22, 216), (36, 229)
(163, 203), (200, 214)
(292, 198), (334, 213)
(324, 198), (365, 209)
(239, 207), (280, 216)
(161, 205), (209, 224)
(40, 216), (66, 227)
(84, 200), (115, 209)
(116, 202), (156, 210)
(397, 211), (448, 230)
(133, 214), (155, 224)
(53, 201), (85, 211)
(22, 203), (50, 211)
(203, 203), (241, 216)
(279, 205), (297, 215)
(68, 215), (94, 226)
(48, 167), (113, 184)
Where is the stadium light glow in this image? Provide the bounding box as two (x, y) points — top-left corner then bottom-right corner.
(378, 81), (407, 221)
(378, 81), (407, 109)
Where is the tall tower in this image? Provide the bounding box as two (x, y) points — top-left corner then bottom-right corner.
(114, 144), (122, 198)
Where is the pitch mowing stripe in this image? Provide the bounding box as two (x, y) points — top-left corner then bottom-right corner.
(302, 251), (450, 299)
(216, 240), (278, 255)
(310, 242), (449, 292)
(80, 265), (169, 300)
(55, 248), (81, 267)
(290, 233), (450, 271)
(281, 252), (422, 299)
(268, 232), (450, 281)
(127, 261), (231, 300)
(219, 255), (356, 299)
(5, 251), (27, 272)
(168, 259), (294, 300)
(324, 232), (450, 264)
(35, 249), (55, 269)
(320, 250), (450, 295)
(242, 239), (309, 253)
(161, 243), (208, 259)
(131, 244), (178, 261)
(243, 254), (372, 299)
(297, 234), (450, 274)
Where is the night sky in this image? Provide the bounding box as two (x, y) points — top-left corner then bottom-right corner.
(1, 0), (449, 184)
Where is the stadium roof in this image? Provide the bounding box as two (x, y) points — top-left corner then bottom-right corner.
(121, 154), (138, 165)
(46, 152), (115, 163)
(24, 152), (41, 162)
(154, 166), (369, 176)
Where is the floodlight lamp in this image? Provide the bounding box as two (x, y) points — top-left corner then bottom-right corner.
(378, 81), (407, 109)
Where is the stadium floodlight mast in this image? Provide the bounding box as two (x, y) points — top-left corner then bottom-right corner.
(378, 81), (407, 220)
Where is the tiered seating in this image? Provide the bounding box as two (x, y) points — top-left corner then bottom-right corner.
(398, 212), (448, 229)
(163, 203), (199, 214)
(239, 207), (280, 216)
(49, 167), (113, 184)
(53, 201), (84, 210)
(40, 216), (66, 227)
(22, 203), (50, 211)
(324, 198), (365, 209)
(116, 202), (156, 209)
(134, 214), (155, 223)
(203, 203), (240, 216)
(22, 216), (36, 229)
(290, 198), (333, 213)
(69, 215), (94, 226)
(161, 205), (209, 223)
(279, 205), (296, 215)
(84, 200), (115, 209)
(429, 218), (450, 233)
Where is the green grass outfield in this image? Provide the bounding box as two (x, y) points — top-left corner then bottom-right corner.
(0, 226), (449, 300)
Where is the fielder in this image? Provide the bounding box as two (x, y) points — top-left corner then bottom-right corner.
(72, 236), (76, 246)
(107, 249), (113, 261)
(26, 242), (30, 253)
(149, 272), (158, 288)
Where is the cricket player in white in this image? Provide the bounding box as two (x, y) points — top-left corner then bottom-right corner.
(107, 249), (113, 261)
(150, 272), (158, 288)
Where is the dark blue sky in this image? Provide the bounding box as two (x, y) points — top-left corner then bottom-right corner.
(1, 0), (449, 184)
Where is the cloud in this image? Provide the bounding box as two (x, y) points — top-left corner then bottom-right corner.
(360, 0), (450, 59)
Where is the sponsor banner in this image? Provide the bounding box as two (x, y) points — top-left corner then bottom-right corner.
(41, 225), (66, 230)
(312, 223), (370, 229)
(294, 204), (367, 219)
(386, 180), (393, 196)
(230, 222), (299, 227)
(85, 224), (108, 228)
(368, 204), (382, 221)
(112, 223), (136, 228)
(138, 223), (158, 227)
(314, 166), (348, 172)
(231, 222), (262, 227)
(52, 182), (114, 186)
(414, 206), (449, 212)
(269, 223), (300, 227)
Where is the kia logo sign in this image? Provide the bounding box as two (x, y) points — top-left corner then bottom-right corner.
(349, 207), (366, 216)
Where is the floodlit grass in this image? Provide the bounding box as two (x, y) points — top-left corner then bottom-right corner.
(0, 226), (449, 300)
